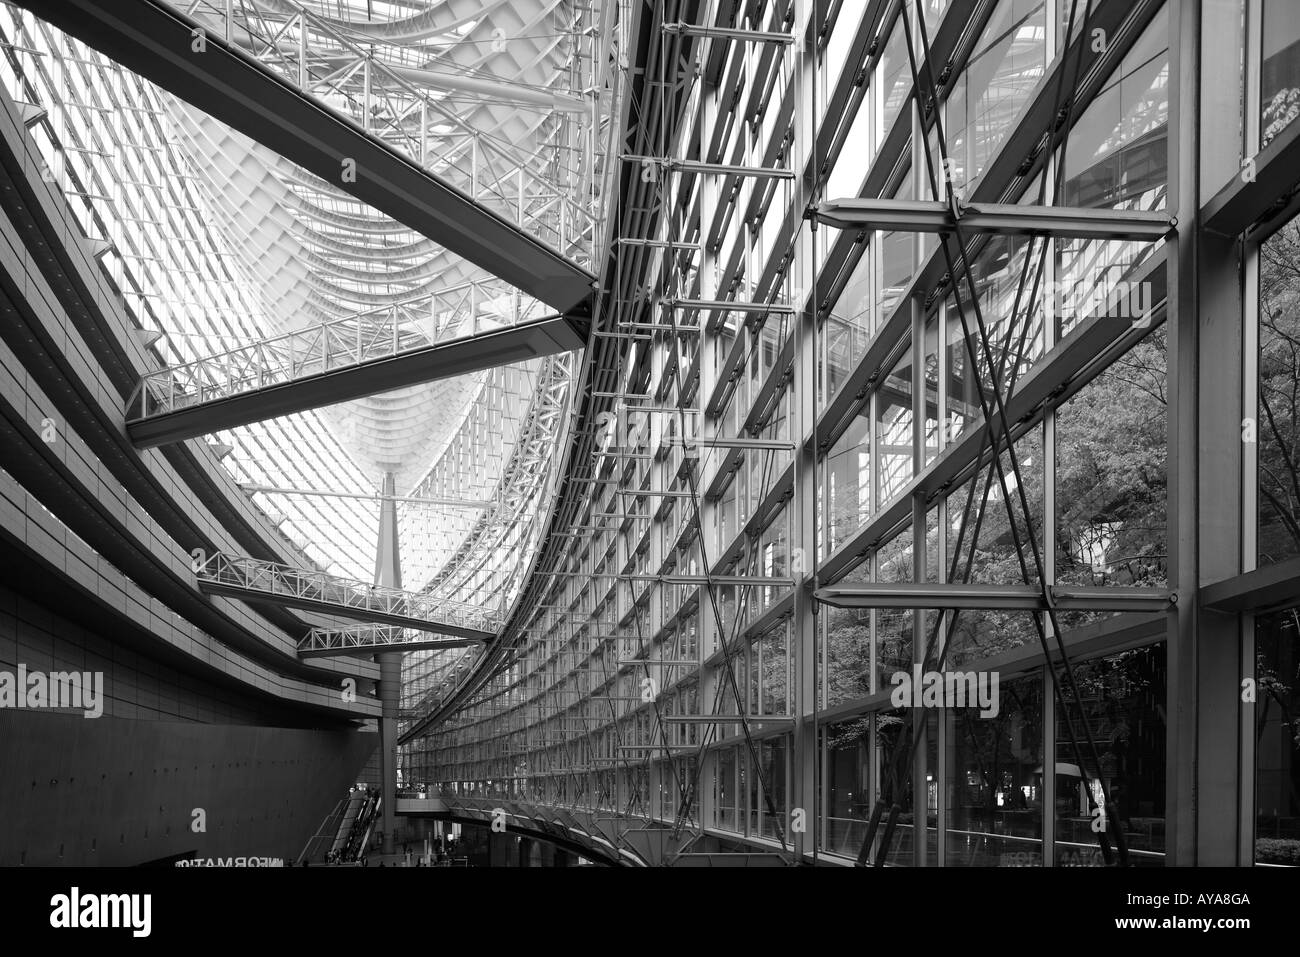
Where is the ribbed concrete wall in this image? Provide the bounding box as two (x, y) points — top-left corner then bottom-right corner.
(0, 710), (376, 866)
(0, 581), (377, 866)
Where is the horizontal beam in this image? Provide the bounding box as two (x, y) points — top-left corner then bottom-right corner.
(661, 23), (796, 44)
(1202, 114), (1300, 238)
(620, 574), (795, 586)
(1201, 558), (1300, 614)
(676, 437), (793, 450)
(624, 155), (794, 179)
(618, 660), (700, 667)
(128, 315), (583, 447)
(816, 199), (1176, 240)
(665, 299), (796, 314)
(19, 0), (598, 314)
(815, 583), (1175, 612)
(658, 715), (795, 725)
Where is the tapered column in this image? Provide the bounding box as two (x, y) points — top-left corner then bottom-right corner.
(375, 472), (402, 856)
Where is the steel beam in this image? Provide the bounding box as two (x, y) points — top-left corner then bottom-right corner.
(200, 578), (493, 638)
(299, 626), (485, 659)
(619, 574), (795, 586)
(661, 23), (795, 44)
(1202, 112), (1300, 238)
(127, 314), (583, 447)
(816, 198), (1176, 239)
(657, 715), (795, 726)
(19, 0), (597, 314)
(618, 660), (700, 667)
(625, 155), (794, 179)
(1201, 558), (1300, 613)
(196, 554), (498, 640)
(815, 583), (1175, 612)
(665, 298), (796, 314)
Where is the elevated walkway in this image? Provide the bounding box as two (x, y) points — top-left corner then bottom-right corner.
(299, 625), (484, 659)
(127, 314), (583, 447)
(195, 553), (500, 640)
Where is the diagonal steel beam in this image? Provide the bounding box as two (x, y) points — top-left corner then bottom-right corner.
(19, 0), (598, 315)
(127, 314), (583, 447)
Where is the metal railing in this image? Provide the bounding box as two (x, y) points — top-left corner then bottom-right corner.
(195, 552), (504, 633)
(128, 282), (535, 421)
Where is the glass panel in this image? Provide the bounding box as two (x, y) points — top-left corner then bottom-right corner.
(823, 715), (873, 855)
(879, 176), (915, 321)
(945, 673), (1045, 866)
(943, 429), (1045, 667)
(1259, 215), (1300, 565)
(761, 626), (789, 715)
(879, 17), (912, 144)
(716, 747), (737, 832)
(945, 0), (1048, 197)
(1054, 642), (1167, 866)
(923, 315), (941, 466)
(826, 410), (871, 553)
(949, 235), (1046, 407)
(1262, 0), (1300, 147)
(825, 604), (872, 708)
(822, 245), (874, 407)
(1055, 324), (1168, 627)
(827, 0), (871, 86)
(760, 736), (789, 840)
(1255, 605), (1300, 864)
(877, 346), (916, 505)
(1061, 5), (1170, 211)
(875, 709), (917, 865)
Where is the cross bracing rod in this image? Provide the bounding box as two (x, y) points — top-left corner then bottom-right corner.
(815, 198), (1176, 240)
(194, 552), (500, 638)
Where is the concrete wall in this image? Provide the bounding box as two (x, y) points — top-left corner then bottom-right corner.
(0, 580), (377, 866)
(0, 710), (376, 866)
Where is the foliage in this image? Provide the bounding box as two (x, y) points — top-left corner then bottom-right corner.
(1260, 219), (1300, 563)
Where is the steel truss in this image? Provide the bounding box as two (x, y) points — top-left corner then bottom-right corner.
(195, 551), (500, 638)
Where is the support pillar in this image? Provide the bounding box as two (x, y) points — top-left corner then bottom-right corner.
(375, 472), (402, 857)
